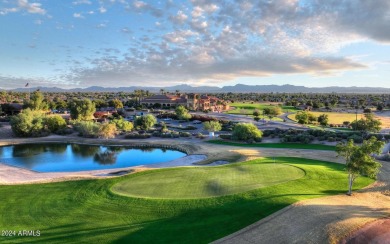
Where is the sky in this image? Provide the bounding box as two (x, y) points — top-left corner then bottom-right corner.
(0, 0), (389, 89)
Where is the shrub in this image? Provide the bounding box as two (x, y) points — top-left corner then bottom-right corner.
(196, 133), (206, 139)
(179, 132), (191, 137)
(347, 134), (363, 143)
(45, 115), (67, 133)
(111, 118), (133, 132)
(134, 114), (157, 130)
(219, 134), (232, 140)
(327, 137), (336, 142)
(124, 132), (151, 139)
(174, 125), (197, 130)
(74, 121), (99, 138)
(56, 127), (74, 135)
(98, 122), (117, 139)
(10, 109), (49, 137)
(232, 123), (262, 142)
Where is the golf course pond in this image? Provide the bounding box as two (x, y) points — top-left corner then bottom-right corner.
(0, 143), (187, 172)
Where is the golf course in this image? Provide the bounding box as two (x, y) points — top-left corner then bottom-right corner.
(226, 102), (298, 118)
(0, 157), (373, 243)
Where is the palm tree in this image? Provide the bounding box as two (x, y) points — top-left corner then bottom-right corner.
(134, 90), (142, 105)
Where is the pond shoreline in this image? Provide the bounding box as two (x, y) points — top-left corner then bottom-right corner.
(0, 153), (209, 185)
(0, 136), (209, 185)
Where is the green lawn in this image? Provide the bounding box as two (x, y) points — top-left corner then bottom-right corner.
(208, 140), (336, 151)
(0, 157), (371, 243)
(112, 162), (305, 199)
(226, 102), (298, 118)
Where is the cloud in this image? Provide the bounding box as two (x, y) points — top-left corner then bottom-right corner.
(61, 50), (366, 88)
(2, 0), (389, 89)
(170, 10), (188, 25)
(99, 6), (107, 13)
(130, 0), (163, 17)
(72, 0), (91, 5)
(133, 1), (147, 9)
(1, 0), (46, 15)
(73, 13), (84, 18)
(96, 23), (107, 29)
(17, 0), (46, 15)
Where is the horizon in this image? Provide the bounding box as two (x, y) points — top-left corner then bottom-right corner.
(4, 83), (390, 92)
(1, 1), (390, 89)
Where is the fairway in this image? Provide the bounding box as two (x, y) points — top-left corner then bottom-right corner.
(0, 157), (373, 243)
(288, 111), (363, 124)
(226, 102), (297, 119)
(111, 162), (305, 199)
(208, 140), (336, 151)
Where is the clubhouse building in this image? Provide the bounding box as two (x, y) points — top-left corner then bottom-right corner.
(140, 94), (229, 112)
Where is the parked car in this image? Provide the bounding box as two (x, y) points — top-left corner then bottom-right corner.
(192, 120), (202, 124)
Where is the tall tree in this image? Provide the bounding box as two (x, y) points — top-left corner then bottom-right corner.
(350, 113), (381, 133)
(24, 90), (47, 111)
(68, 98), (96, 121)
(134, 114), (157, 130)
(203, 121), (222, 132)
(336, 137), (384, 195)
(175, 105), (192, 120)
(109, 99), (123, 110)
(317, 114), (329, 126)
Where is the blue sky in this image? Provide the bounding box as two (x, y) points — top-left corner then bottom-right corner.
(0, 0), (389, 89)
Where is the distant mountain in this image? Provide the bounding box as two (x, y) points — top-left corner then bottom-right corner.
(8, 84), (390, 93)
(10, 85), (221, 93)
(220, 84), (390, 93)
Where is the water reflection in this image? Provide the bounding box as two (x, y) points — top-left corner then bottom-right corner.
(12, 144), (67, 157)
(93, 150), (117, 165)
(0, 143), (186, 172)
(106, 146), (124, 153)
(140, 147), (155, 153)
(71, 144), (100, 158)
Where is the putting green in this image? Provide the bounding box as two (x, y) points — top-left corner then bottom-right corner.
(111, 162), (305, 199)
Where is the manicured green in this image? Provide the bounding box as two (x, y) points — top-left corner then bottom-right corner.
(208, 140), (336, 150)
(112, 162), (305, 199)
(0, 157), (372, 243)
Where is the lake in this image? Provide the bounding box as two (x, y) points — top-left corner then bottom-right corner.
(0, 143), (186, 172)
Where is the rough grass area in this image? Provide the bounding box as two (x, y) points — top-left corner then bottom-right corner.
(208, 140), (336, 151)
(112, 161), (305, 199)
(288, 111), (363, 124)
(0, 157), (372, 243)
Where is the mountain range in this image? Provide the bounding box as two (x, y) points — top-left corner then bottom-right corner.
(6, 84), (390, 93)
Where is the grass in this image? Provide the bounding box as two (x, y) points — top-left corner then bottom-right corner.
(288, 111), (363, 124)
(112, 161), (305, 199)
(226, 102), (298, 117)
(208, 140), (336, 151)
(0, 157), (372, 243)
